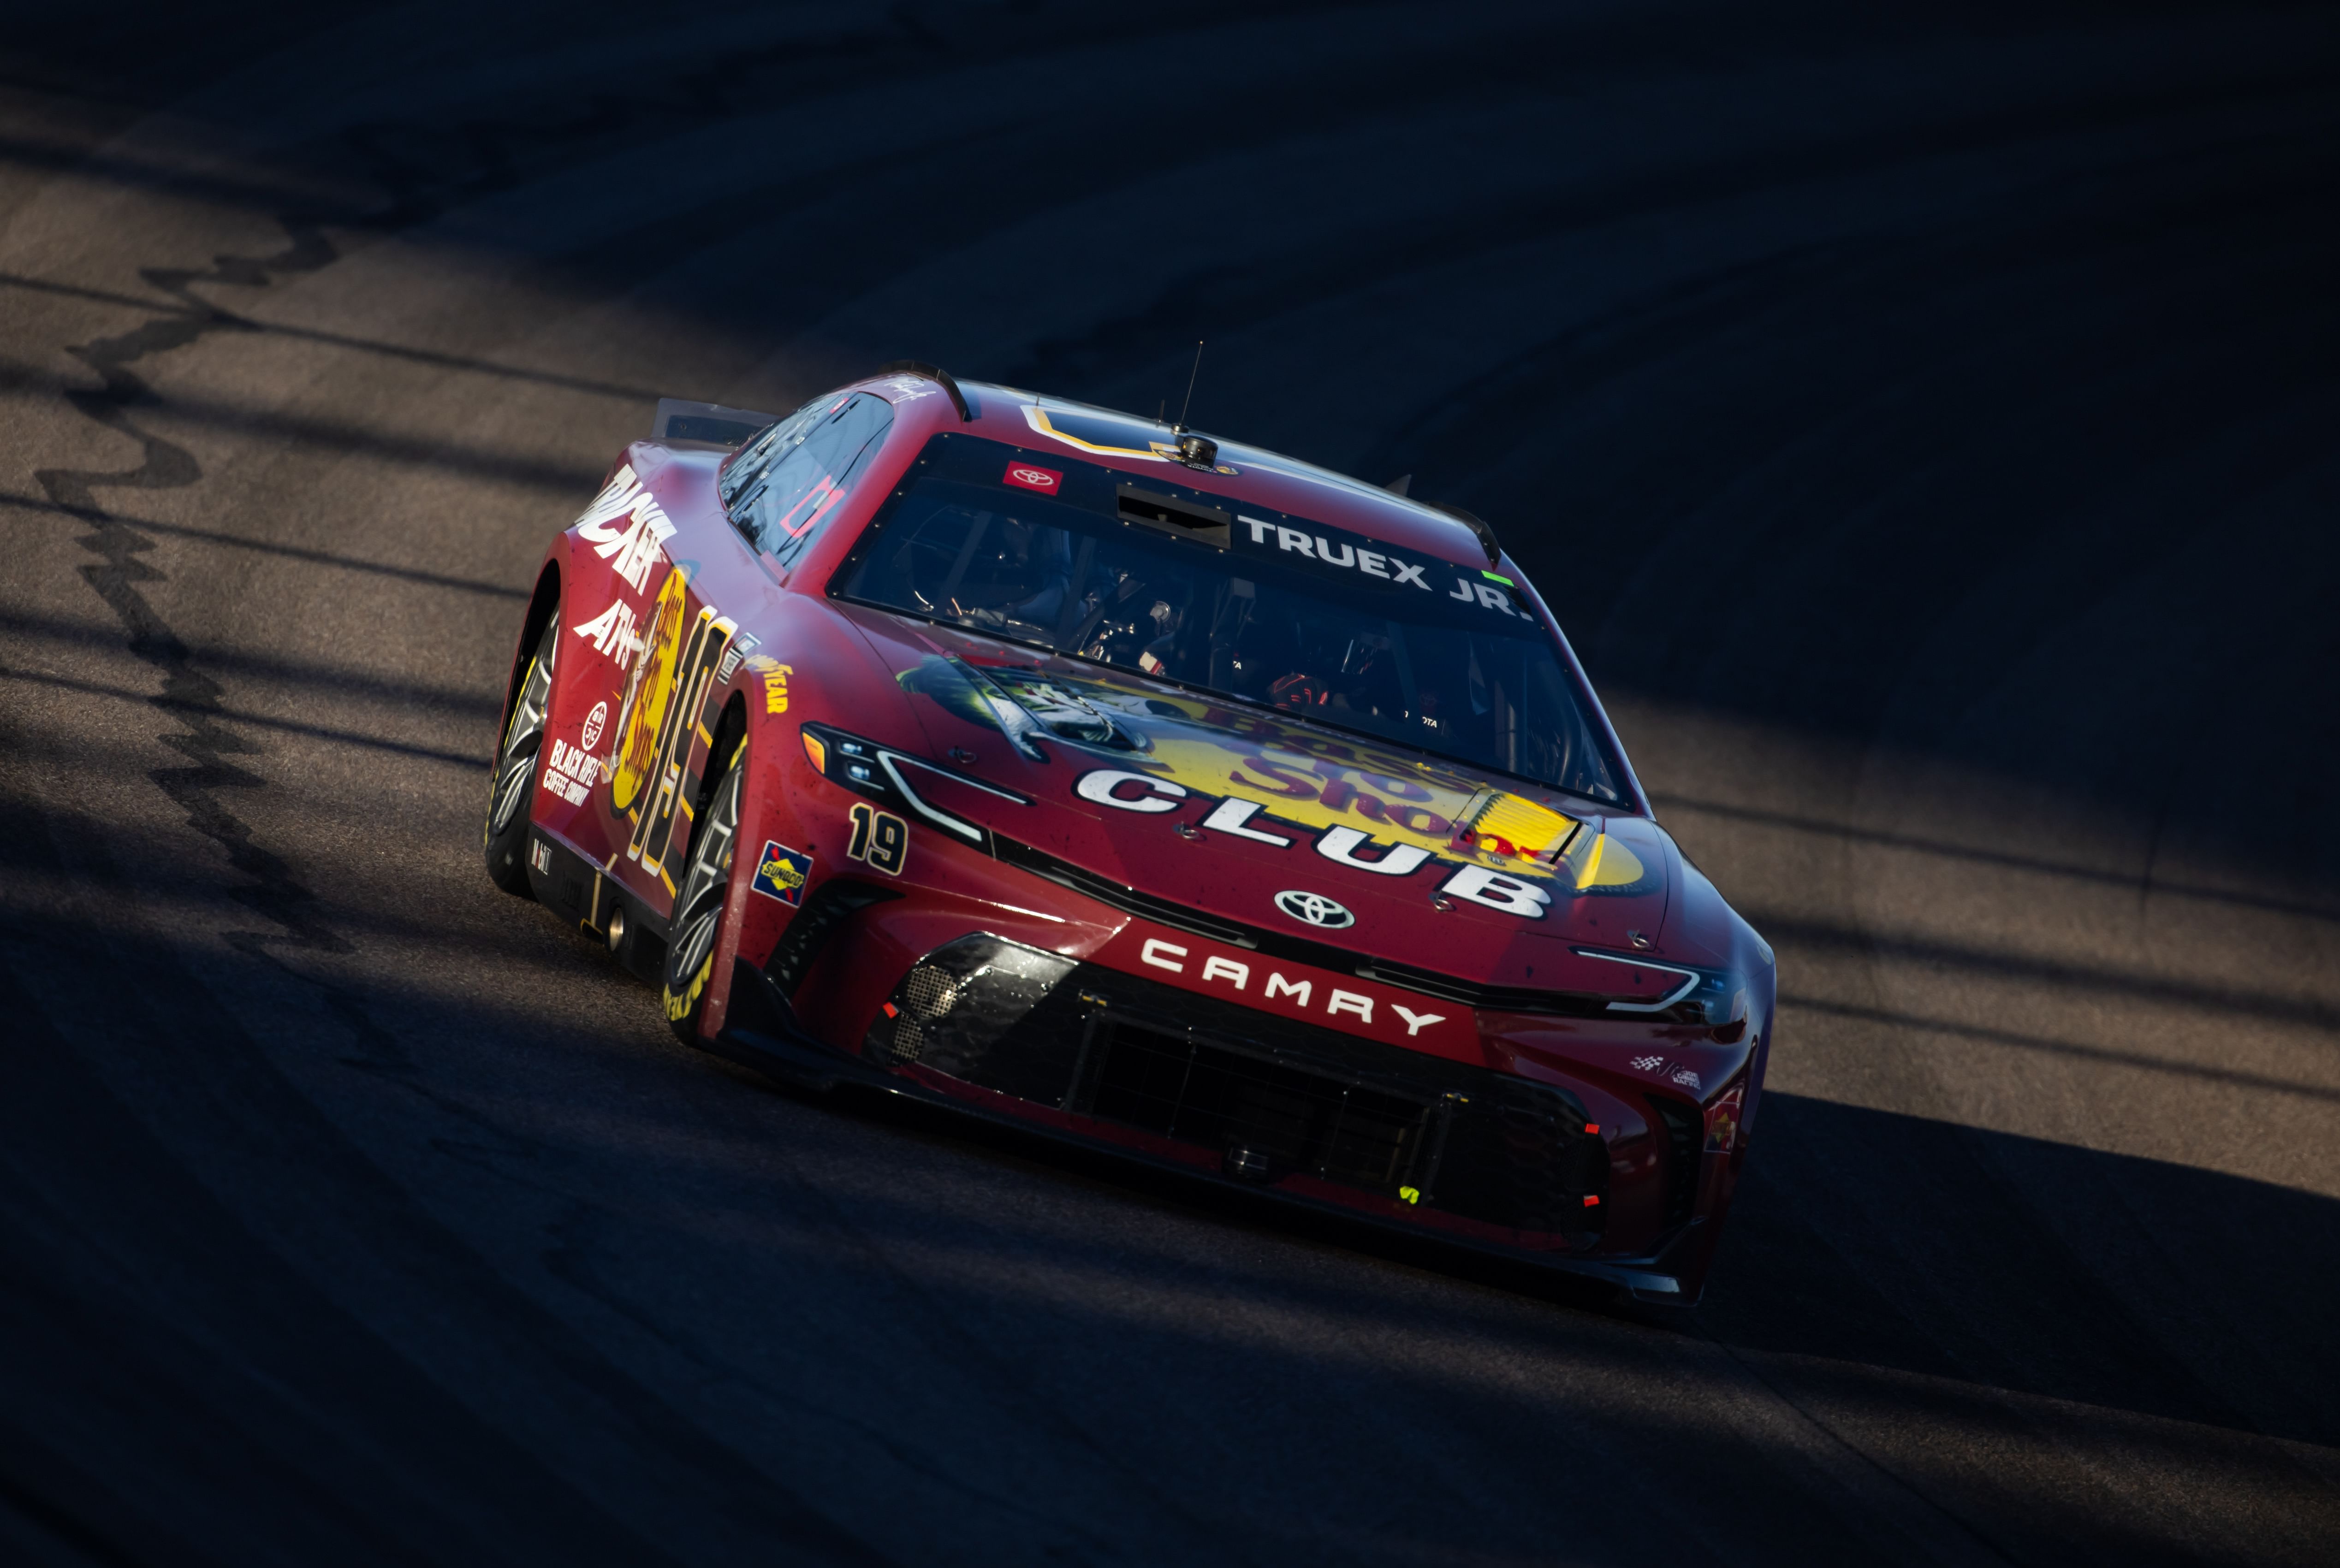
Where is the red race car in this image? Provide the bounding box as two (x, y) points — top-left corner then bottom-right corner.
(485, 364), (1775, 1305)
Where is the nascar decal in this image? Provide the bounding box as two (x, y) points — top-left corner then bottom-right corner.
(752, 840), (813, 905)
(574, 463), (677, 594)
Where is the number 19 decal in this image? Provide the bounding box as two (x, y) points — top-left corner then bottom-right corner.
(846, 803), (909, 875)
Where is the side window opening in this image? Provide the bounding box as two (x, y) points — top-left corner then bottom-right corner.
(719, 392), (896, 570)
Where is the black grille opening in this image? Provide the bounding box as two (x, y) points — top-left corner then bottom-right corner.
(1428, 1079), (1607, 1236)
(1647, 1095), (1703, 1230)
(764, 878), (902, 996)
(871, 959), (1611, 1240)
(1085, 1022), (1429, 1192)
(861, 934), (1079, 1106)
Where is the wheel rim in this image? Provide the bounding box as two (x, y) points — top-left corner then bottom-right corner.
(669, 761), (743, 991)
(487, 632), (554, 837)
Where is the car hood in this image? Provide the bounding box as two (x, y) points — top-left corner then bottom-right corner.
(837, 606), (1689, 996)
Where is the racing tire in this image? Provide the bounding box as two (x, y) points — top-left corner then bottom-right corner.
(662, 739), (747, 1042)
(484, 616), (556, 897)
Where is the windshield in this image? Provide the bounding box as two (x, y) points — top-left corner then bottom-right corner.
(833, 432), (1623, 802)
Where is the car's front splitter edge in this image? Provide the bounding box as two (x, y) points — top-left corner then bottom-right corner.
(705, 991), (1696, 1307)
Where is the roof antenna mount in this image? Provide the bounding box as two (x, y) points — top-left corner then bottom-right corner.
(1173, 340), (1204, 434)
(1170, 340), (1217, 470)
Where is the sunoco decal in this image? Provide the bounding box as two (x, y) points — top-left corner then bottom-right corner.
(752, 840), (813, 905)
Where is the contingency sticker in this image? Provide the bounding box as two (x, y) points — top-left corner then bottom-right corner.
(752, 840), (814, 906)
(571, 598), (641, 667)
(539, 738), (601, 806)
(748, 655), (792, 714)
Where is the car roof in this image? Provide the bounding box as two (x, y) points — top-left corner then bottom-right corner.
(951, 380), (1502, 572)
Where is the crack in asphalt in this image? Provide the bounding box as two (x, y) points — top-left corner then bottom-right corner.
(12, 0), (1249, 970)
(34, 220), (350, 964)
(6, 12), (1271, 1562)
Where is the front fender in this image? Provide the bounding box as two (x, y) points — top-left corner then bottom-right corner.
(686, 597), (923, 1042)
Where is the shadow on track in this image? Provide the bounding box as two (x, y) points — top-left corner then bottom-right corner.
(4, 0), (2339, 1562)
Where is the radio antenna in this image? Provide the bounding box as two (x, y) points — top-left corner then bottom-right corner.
(1175, 340), (1204, 432)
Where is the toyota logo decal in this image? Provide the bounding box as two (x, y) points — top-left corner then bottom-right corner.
(1274, 890), (1354, 929)
(1002, 461), (1063, 493)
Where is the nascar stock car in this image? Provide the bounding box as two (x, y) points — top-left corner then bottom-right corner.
(483, 363), (1774, 1304)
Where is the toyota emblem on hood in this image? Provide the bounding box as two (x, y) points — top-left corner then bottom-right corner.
(1274, 890), (1354, 929)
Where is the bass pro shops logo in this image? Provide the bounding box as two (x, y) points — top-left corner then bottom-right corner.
(1075, 768), (1556, 919)
(1273, 890), (1354, 929)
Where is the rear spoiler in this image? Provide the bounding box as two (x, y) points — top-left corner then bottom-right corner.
(652, 397), (777, 447)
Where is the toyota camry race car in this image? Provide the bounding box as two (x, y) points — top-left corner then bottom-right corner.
(484, 364), (1775, 1304)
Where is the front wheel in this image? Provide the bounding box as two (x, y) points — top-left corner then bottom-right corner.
(663, 740), (746, 1041)
(484, 616), (555, 896)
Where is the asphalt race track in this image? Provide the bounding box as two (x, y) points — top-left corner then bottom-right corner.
(3, 4), (2338, 1562)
